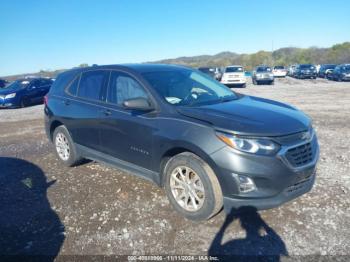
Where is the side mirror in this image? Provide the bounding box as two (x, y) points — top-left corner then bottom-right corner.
(123, 97), (154, 111)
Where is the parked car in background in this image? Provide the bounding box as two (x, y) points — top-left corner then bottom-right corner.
(220, 65), (246, 87)
(0, 78), (53, 108)
(287, 65), (297, 77)
(273, 66), (287, 78)
(294, 64), (317, 79)
(45, 64), (319, 221)
(318, 64), (337, 78)
(197, 67), (216, 79)
(325, 69), (335, 80)
(0, 79), (8, 88)
(213, 67), (223, 81)
(330, 64), (350, 82)
(252, 66), (274, 85)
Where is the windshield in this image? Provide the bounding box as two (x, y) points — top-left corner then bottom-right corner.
(323, 64), (336, 69)
(300, 64), (315, 69)
(3, 80), (30, 90)
(225, 67), (243, 73)
(256, 67), (271, 72)
(343, 65), (350, 72)
(274, 66), (284, 69)
(142, 69), (237, 106)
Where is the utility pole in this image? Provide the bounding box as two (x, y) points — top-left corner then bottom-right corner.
(271, 40), (274, 67)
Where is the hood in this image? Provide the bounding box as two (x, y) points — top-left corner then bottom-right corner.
(0, 86), (20, 95)
(176, 95), (311, 136)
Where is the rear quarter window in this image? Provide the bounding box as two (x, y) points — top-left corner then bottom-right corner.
(66, 75), (81, 96)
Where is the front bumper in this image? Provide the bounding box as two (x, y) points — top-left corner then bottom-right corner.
(221, 78), (247, 85)
(211, 131), (319, 212)
(273, 72), (287, 77)
(255, 75), (274, 82)
(223, 172), (315, 212)
(298, 73), (317, 78)
(341, 75), (350, 81)
(0, 97), (19, 108)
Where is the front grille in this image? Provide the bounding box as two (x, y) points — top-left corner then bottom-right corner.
(285, 142), (313, 167)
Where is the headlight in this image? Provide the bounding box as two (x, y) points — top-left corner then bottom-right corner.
(216, 131), (280, 155)
(5, 93), (16, 99)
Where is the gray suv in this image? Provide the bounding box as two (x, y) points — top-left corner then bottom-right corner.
(45, 64), (319, 220)
(252, 66), (274, 85)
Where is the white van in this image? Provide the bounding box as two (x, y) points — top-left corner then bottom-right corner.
(220, 65), (246, 87)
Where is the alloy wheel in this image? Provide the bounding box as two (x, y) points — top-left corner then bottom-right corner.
(170, 166), (205, 212)
(55, 132), (70, 161)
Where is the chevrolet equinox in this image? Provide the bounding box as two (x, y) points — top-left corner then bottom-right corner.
(45, 64), (319, 220)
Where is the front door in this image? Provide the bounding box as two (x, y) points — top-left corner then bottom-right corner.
(99, 70), (156, 170)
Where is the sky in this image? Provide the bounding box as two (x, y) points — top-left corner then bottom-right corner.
(0, 0), (349, 76)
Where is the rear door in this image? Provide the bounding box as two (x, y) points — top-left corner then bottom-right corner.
(99, 70), (156, 170)
(64, 70), (109, 151)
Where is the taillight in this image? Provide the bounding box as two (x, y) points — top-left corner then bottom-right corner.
(44, 95), (48, 105)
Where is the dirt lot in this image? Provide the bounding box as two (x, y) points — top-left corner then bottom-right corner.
(0, 77), (349, 259)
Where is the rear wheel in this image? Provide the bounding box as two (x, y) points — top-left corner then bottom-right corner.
(164, 152), (223, 221)
(53, 125), (82, 167)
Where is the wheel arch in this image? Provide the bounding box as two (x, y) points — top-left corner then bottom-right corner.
(158, 142), (221, 187)
(49, 120), (64, 141)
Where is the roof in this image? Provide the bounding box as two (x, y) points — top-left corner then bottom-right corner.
(76, 63), (191, 74)
(226, 65), (243, 68)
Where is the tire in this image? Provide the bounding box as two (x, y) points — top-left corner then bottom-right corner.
(270, 81), (274, 85)
(20, 97), (29, 108)
(53, 125), (82, 167)
(164, 152), (223, 221)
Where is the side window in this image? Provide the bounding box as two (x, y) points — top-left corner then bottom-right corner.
(39, 79), (50, 87)
(107, 71), (148, 106)
(67, 75), (80, 96)
(29, 80), (40, 89)
(78, 70), (109, 101)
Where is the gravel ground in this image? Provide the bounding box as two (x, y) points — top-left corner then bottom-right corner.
(0, 77), (349, 259)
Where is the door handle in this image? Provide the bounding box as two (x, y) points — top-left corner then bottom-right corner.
(63, 100), (70, 106)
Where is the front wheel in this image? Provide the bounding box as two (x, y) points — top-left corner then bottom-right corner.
(20, 97), (29, 108)
(164, 152), (223, 221)
(53, 125), (82, 167)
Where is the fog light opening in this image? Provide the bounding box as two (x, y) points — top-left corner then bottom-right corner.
(238, 175), (256, 193)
